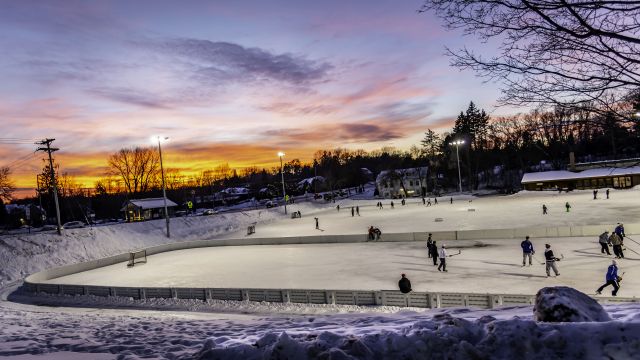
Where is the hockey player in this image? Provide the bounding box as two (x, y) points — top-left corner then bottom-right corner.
(610, 231), (624, 259)
(398, 274), (412, 293)
(544, 244), (560, 277)
(521, 236), (535, 266)
(438, 244), (448, 272)
(351, 207), (354, 217)
(542, 204), (548, 215)
(314, 217), (319, 229)
(606, 189), (610, 199)
(615, 223), (625, 239)
(427, 233), (433, 259)
(565, 202), (571, 212)
(596, 260), (620, 296)
(598, 231), (611, 255)
(356, 206), (360, 216)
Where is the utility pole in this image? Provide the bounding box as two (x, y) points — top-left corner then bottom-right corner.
(36, 138), (62, 235)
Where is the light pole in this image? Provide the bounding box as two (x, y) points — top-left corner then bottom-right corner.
(449, 140), (465, 193)
(278, 151), (287, 215)
(155, 136), (170, 238)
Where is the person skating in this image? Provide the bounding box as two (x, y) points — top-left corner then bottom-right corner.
(593, 189), (598, 200)
(427, 233), (433, 259)
(610, 231), (624, 259)
(606, 189), (610, 199)
(427, 199), (432, 206)
(336, 205), (340, 212)
(422, 197), (426, 205)
(390, 201), (394, 209)
(398, 274), (412, 294)
(521, 236), (535, 266)
(434, 198), (438, 205)
(542, 204), (548, 215)
(314, 217), (319, 230)
(596, 260), (620, 296)
(450, 197), (453, 204)
(599, 231), (612, 255)
(438, 244), (448, 272)
(356, 206), (360, 216)
(565, 202), (571, 212)
(401, 198), (406, 206)
(615, 223), (625, 239)
(544, 244), (560, 277)
(351, 207), (354, 217)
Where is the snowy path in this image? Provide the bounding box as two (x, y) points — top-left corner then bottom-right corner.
(46, 236), (640, 297)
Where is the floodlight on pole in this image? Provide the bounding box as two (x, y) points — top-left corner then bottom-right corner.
(154, 136), (171, 238)
(449, 140), (465, 193)
(278, 152), (287, 215)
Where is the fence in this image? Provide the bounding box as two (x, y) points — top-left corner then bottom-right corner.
(20, 282), (636, 309)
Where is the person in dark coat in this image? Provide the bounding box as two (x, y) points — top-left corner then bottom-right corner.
(521, 236), (535, 266)
(565, 202), (571, 212)
(542, 204), (548, 215)
(615, 223), (625, 239)
(430, 240), (438, 266)
(356, 206), (360, 216)
(314, 217), (319, 229)
(596, 260), (620, 296)
(351, 207), (354, 217)
(398, 274), (412, 293)
(427, 233), (433, 259)
(606, 189), (610, 199)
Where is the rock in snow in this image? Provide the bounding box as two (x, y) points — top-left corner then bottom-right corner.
(534, 286), (611, 323)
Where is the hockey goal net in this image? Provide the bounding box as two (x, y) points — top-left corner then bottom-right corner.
(127, 249), (147, 267)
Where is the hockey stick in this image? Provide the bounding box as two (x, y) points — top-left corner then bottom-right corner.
(448, 250), (462, 257)
(622, 236), (640, 256)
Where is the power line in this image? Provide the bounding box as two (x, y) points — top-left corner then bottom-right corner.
(2, 151), (38, 170)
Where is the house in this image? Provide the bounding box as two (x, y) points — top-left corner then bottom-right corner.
(121, 197), (178, 222)
(521, 166), (640, 191)
(376, 167), (428, 198)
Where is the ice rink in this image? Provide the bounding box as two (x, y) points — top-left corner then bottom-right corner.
(46, 235), (640, 297)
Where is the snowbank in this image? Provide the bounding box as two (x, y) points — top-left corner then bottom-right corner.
(534, 286), (611, 322)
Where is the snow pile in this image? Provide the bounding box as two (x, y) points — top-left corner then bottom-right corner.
(0, 209), (285, 285)
(534, 286), (611, 323)
(193, 312), (640, 359)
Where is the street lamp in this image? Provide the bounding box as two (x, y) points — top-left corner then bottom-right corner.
(449, 140), (465, 193)
(278, 151), (287, 215)
(153, 136), (170, 238)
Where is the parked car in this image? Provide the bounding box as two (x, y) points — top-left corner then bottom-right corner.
(174, 210), (187, 217)
(201, 209), (217, 216)
(40, 224), (59, 231)
(265, 200), (276, 208)
(62, 221), (85, 229)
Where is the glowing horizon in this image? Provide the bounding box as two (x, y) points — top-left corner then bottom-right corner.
(0, 0), (516, 199)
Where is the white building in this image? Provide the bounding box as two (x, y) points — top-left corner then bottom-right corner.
(376, 167), (428, 198)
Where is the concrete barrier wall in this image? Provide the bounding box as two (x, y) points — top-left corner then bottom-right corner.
(21, 281), (636, 309)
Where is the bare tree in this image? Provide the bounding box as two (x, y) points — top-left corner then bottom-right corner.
(421, 1), (640, 118)
(107, 147), (159, 195)
(0, 167), (15, 202)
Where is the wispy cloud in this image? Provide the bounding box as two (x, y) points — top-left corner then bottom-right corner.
(143, 38), (333, 85)
(89, 87), (173, 109)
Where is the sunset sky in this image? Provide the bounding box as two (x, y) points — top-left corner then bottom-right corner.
(0, 0), (513, 197)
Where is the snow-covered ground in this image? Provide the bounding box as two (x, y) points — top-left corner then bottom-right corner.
(3, 285), (640, 359)
(4, 188), (640, 358)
